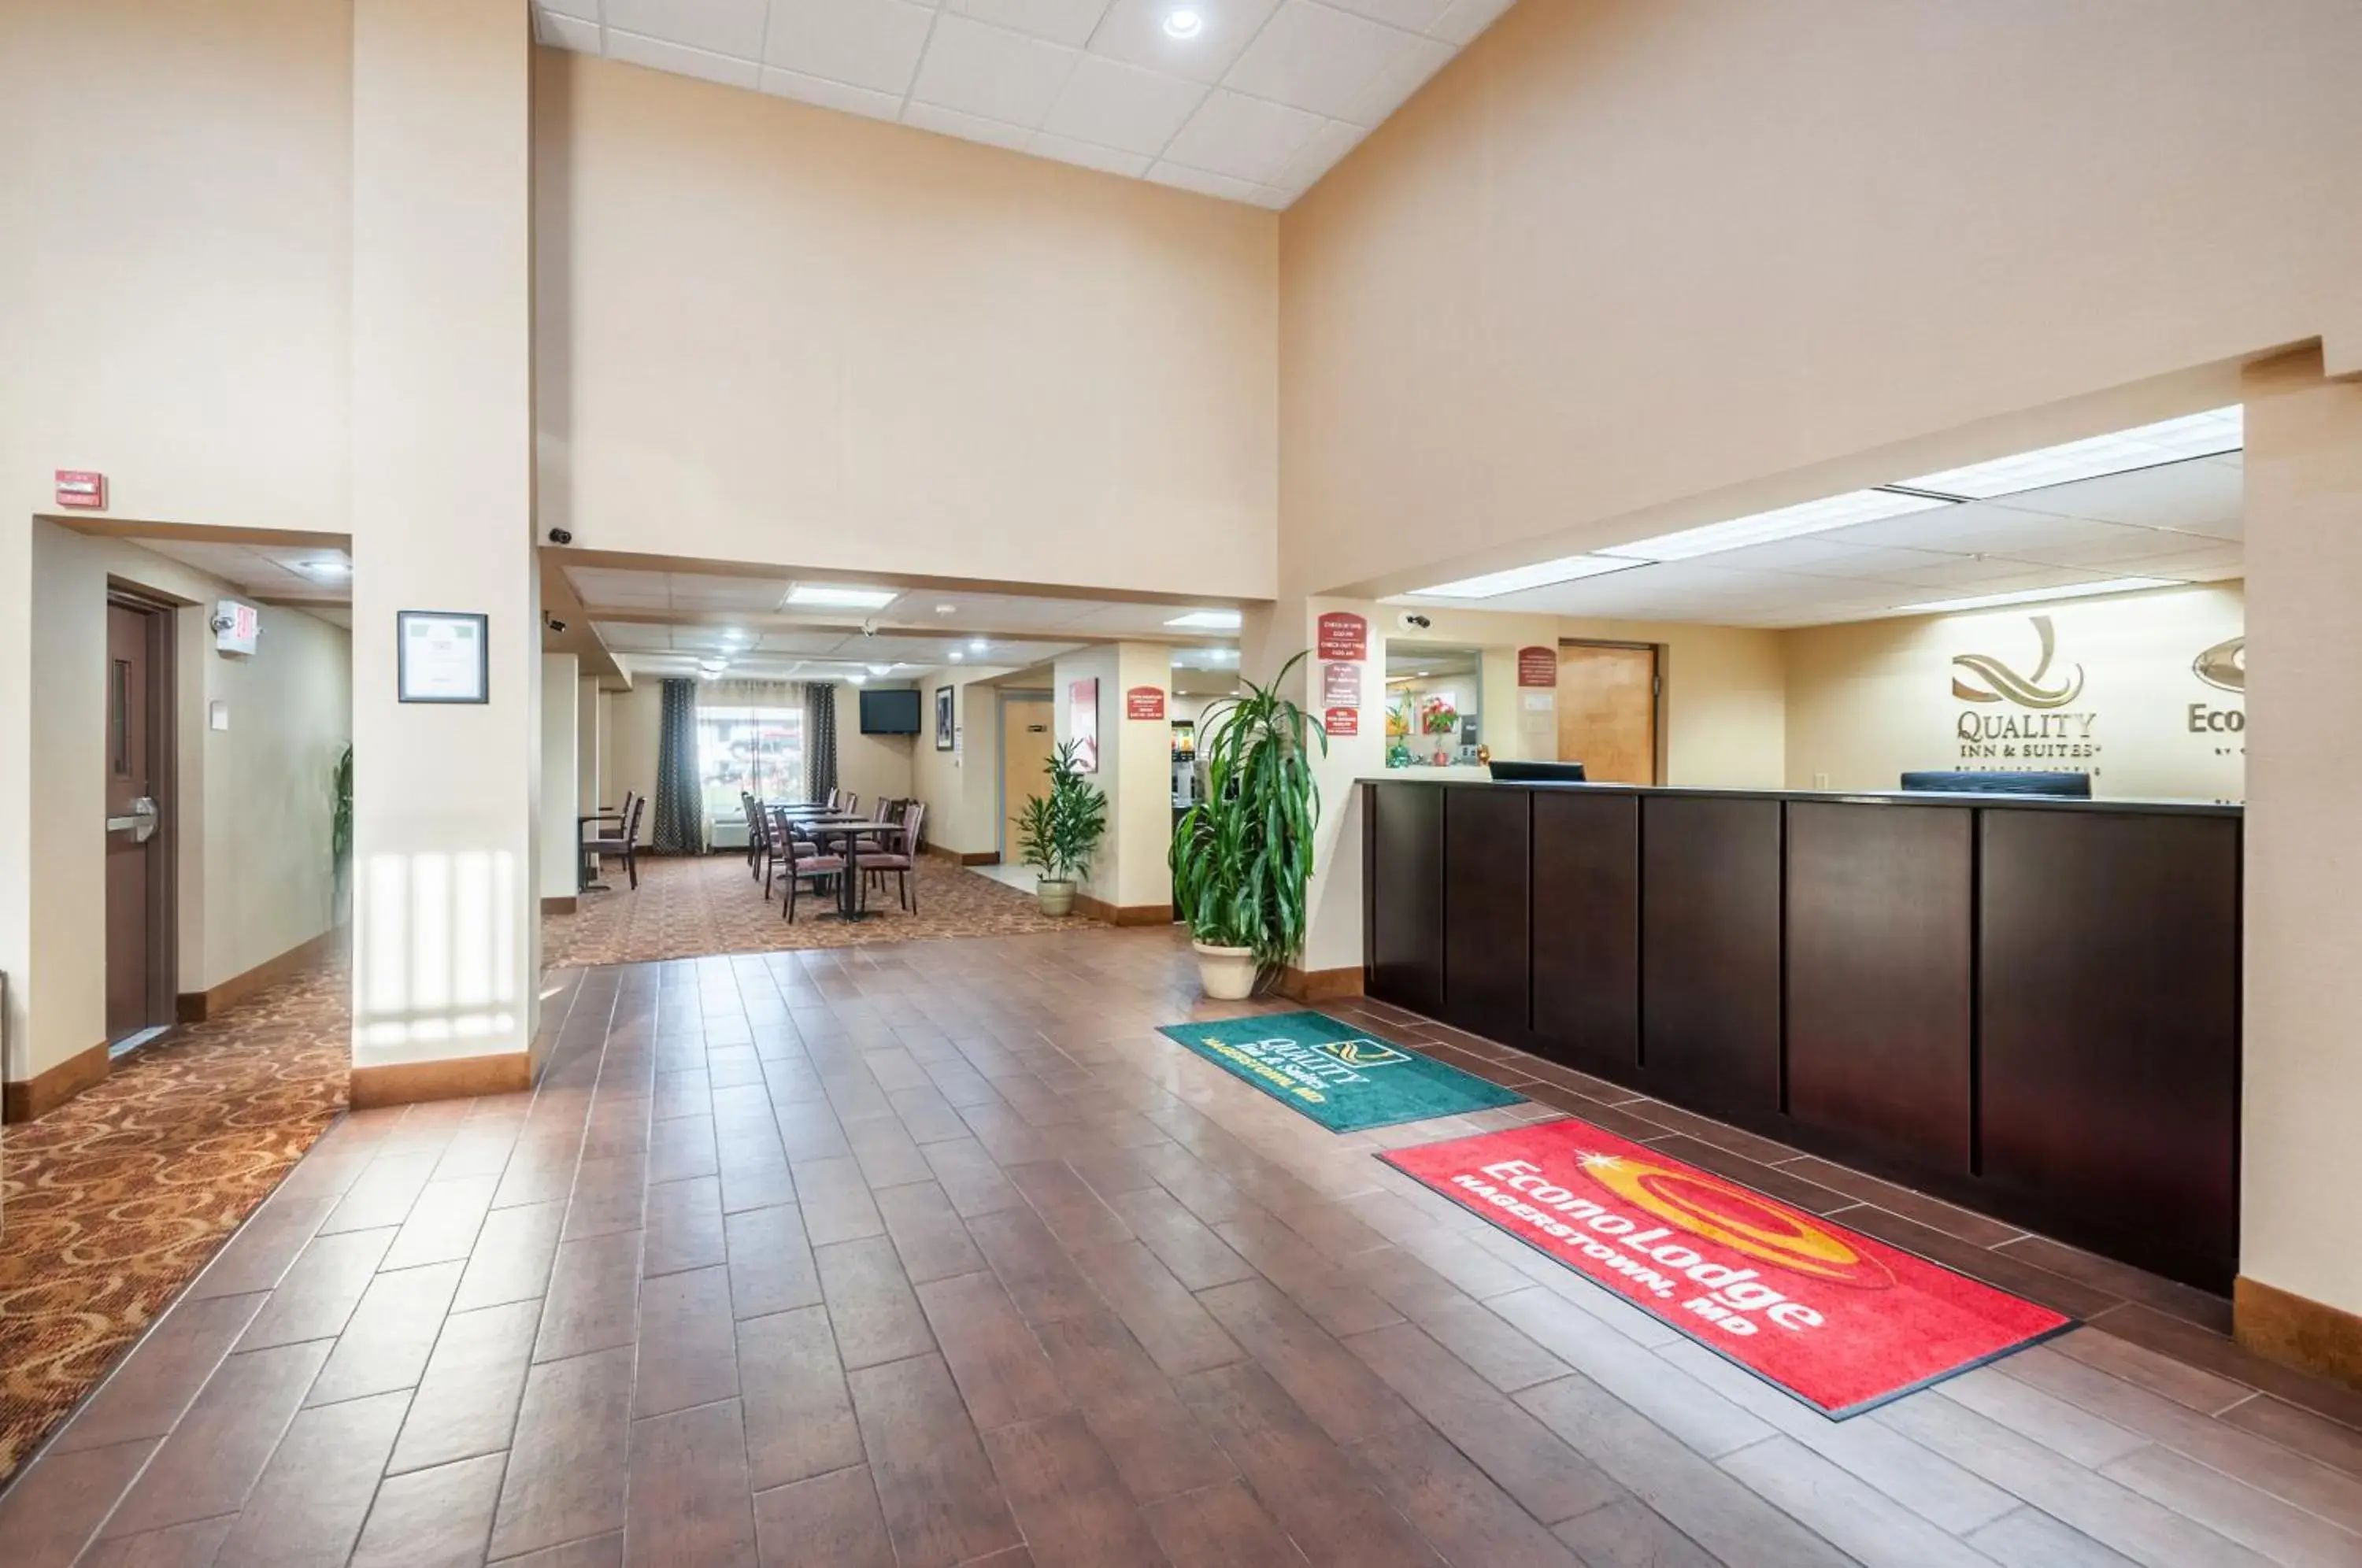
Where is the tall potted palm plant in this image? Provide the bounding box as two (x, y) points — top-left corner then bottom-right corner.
(1170, 652), (1326, 999)
(1016, 740), (1107, 916)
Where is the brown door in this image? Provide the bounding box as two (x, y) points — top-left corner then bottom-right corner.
(1558, 642), (1659, 785)
(105, 601), (171, 1044)
(1000, 695), (1057, 860)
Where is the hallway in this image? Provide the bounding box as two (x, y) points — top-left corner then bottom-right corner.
(3, 925), (2357, 1566)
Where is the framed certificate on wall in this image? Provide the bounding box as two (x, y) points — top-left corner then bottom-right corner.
(398, 611), (489, 704)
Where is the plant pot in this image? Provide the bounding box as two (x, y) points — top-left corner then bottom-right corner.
(1193, 941), (1257, 1001)
(1035, 878), (1076, 917)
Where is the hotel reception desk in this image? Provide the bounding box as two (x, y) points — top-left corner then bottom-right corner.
(1361, 778), (2242, 1292)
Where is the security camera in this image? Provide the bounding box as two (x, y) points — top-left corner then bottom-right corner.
(546, 616), (568, 634)
(1398, 612), (1433, 631)
(546, 527), (574, 546)
(860, 619), (880, 638)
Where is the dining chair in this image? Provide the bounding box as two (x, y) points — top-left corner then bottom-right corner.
(863, 801), (924, 913)
(584, 794), (645, 889)
(779, 823), (844, 925)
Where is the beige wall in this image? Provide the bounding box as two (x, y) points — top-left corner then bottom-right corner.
(1050, 645), (1173, 912)
(11, 526), (350, 1082)
(534, 50), (1279, 599)
(1783, 585), (2246, 802)
(2240, 354), (2362, 1321)
(601, 678), (909, 837)
(1279, 0), (2362, 599)
(906, 668), (1020, 859)
(539, 655), (580, 900)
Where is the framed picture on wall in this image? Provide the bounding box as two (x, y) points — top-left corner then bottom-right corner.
(397, 611), (489, 703)
(934, 685), (955, 751)
(1069, 677), (1099, 773)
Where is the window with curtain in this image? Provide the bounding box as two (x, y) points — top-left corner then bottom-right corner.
(694, 680), (805, 823)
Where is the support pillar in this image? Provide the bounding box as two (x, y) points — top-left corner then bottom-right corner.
(2237, 346), (2362, 1385)
(346, 0), (538, 1107)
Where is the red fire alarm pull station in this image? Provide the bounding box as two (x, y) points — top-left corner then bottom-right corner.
(56, 470), (106, 509)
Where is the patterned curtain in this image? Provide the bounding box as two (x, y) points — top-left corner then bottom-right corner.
(805, 681), (839, 804)
(653, 678), (705, 854)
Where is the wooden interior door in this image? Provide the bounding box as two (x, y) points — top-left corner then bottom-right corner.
(1000, 695), (1056, 861)
(105, 601), (170, 1043)
(1557, 643), (1659, 785)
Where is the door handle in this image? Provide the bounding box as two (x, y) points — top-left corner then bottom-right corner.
(106, 796), (160, 844)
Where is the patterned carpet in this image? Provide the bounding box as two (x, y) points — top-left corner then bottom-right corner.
(0, 962), (350, 1485)
(544, 851), (1076, 967)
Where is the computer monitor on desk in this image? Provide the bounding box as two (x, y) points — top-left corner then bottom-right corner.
(1488, 760), (1587, 783)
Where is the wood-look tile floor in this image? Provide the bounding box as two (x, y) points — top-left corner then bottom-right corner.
(6, 925), (2361, 1567)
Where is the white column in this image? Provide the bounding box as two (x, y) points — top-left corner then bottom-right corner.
(347, 0), (537, 1101)
(2238, 347), (2362, 1363)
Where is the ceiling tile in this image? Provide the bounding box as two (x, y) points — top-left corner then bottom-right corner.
(1999, 454), (2245, 539)
(1429, 0), (1514, 45)
(1223, 1), (1425, 123)
(904, 100), (1037, 152)
(1272, 116), (1365, 187)
(1323, 0), (1454, 30)
(535, 9), (602, 51)
(909, 13), (1080, 128)
(605, 0), (769, 60)
(540, 0), (601, 21)
(1161, 88), (1324, 183)
(764, 0), (934, 95)
(605, 30), (763, 88)
(1028, 131), (1155, 177)
(949, 0), (1113, 47)
(758, 65), (905, 120)
(1042, 54), (1209, 155)
(1088, 0), (1285, 85)
(1146, 160), (1264, 202)
(1341, 31), (1451, 125)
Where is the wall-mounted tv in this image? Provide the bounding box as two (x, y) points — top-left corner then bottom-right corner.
(859, 687), (922, 735)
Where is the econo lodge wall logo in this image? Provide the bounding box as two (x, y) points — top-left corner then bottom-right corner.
(2193, 634), (2245, 693)
(1951, 614), (2084, 708)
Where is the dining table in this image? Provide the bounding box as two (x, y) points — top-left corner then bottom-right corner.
(794, 818), (902, 920)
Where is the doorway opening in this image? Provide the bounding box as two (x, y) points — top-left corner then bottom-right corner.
(105, 590), (177, 1056)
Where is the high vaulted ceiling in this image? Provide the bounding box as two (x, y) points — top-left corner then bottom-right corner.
(531, 0), (1516, 209)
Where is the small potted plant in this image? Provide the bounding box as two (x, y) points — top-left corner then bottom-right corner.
(1016, 739), (1107, 917)
(1170, 652), (1326, 1000)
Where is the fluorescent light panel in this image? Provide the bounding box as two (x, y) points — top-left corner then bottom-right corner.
(1597, 490), (1954, 563)
(1894, 576), (2181, 616)
(786, 582), (898, 609)
(1164, 609), (1242, 630)
(1411, 554), (1638, 599)
(1898, 406), (2242, 500)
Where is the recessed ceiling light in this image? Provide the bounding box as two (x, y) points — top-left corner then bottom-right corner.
(968, 637), (988, 652)
(1411, 554), (1641, 599)
(1162, 7), (1204, 39)
(1595, 490), (1953, 564)
(849, 671), (867, 686)
(935, 602), (958, 616)
(298, 558), (350, 577)
(949, 649), (964, 662)
(787, 582), (898, 610)
(866, 663), (893, 677)
(698, 657), (728, 675)
(1896, 406), (2242, 501)
(1891, 577), (2182, 616)
(1165, 609), (1242, 630)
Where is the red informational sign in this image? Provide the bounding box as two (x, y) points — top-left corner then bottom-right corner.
(1320, 661), (1361, 707)
(1518, 646), (1558, 687)
(55, 470), (106, 509)
(1125, 685), (1166, 721)
(1316, 611), (1368, 663)
(1324, 705), (1359, 737)
(1383, 1118), (2070, 1417)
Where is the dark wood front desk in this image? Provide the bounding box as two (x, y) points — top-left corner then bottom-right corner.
(1361, 778), (2242, 1293)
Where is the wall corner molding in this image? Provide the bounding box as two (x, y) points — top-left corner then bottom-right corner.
(350, 1051), (534, 1109)
(1279, 964), (1364, 1002)
(2, 1040), (112, 1122)
(2234, 1275), (2362, 1393)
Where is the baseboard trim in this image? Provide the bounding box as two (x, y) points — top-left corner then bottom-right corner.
(1279, 965), (1364, 1002)
(2234, 1274), (2362, 1392)
(178, 926), (344, 1023)
(923, 845), (1001, 866)
(1075, 895), (1175, 928)
(3, 1039), (110, 1122)
(541, 895), (579, 915)
(350, 1051), (534, 1109)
